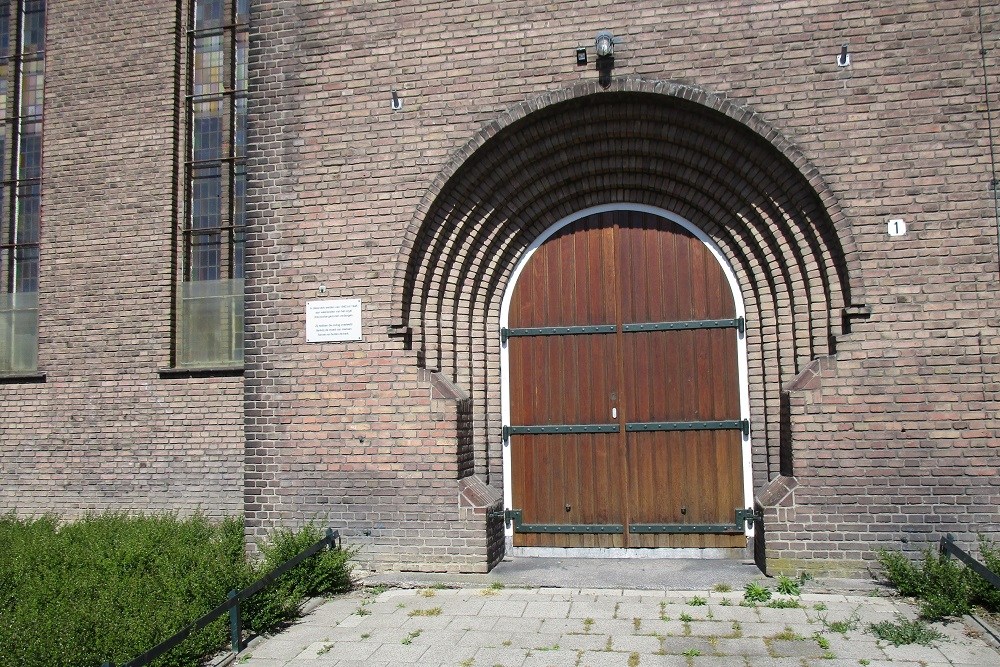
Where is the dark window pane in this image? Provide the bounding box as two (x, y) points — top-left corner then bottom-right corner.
(21, 1), (44, 55)
(189, 231), (221, 281)
(236, 0), (248, 24)
(191, 168), (221, 231)
(18, 120), (40, 179)
(0, 4), (10, 59)
(16, 184), (38, 244)
(195, 0), (225, 30)
(13, 243), (36, 292)
(192, 104), (222, 161)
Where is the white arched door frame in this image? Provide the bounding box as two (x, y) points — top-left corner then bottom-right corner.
(498, 204), (754, 549)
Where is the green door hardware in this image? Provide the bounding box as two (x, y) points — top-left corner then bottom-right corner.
(621, 316), (745, 335)
(629, 508), (759, 534)
(625, 419), (749, 436)
(504, 509), (624, 534)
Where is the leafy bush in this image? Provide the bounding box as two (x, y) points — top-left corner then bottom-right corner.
(876, 538), (1000, 620)
(0, 513), (352, 667)
(244, 525), (353, 633)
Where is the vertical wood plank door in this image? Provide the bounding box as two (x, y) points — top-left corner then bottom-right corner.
(507, 210), (745, 548)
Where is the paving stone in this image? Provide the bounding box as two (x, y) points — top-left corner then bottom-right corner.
(769, 638), (826, 658)
(366, 641), (431, 663)
(685, 620), (740, 637)
(567, 600), (620, 618)
(879, 641), (952, 662)
(230, 588), (1000, 667)
(710, 637), (772, 656)
(609, 633), (661, 652)
(658, 636), (714, 655)
(301, 639), (377, 661)
(444, 614), (498, 631)
(557, 633), (615, 651)
(937, 640), (1000, 664)
(480, 599), (530, 617)
(522, 649), (581, 666)
(523, 600), (573, 618)
(474, 645), (531, 665)
(575, 650), (644, 666)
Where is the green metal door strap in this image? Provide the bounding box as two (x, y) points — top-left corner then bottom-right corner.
(503, 508), (759, 535)
(501, 317), (745, 343)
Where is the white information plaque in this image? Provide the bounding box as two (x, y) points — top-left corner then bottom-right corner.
(306, 299), (362, 342)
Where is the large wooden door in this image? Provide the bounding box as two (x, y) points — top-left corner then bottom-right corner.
(506, 210), (746, 548)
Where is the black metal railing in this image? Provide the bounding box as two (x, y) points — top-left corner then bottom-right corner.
(940, 533), (1000, 590)
(102, 527), (341, 667)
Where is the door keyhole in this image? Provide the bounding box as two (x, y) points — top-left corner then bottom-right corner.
(681, 506), (687, 515)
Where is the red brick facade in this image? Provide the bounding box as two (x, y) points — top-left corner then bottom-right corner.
(2, 1), (999, 574)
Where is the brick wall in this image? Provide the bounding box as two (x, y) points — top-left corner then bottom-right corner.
(3, 0), (998, 574)
(245, 0), (1000, 571)
(0, 2), (243, 517)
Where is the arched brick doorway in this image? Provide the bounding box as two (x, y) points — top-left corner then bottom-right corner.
(394, 82), (862, 558)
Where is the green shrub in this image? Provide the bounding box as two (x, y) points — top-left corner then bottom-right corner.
(876, 540), (1000, 620)
(875, 548), (924, 597)
(0, 513), (352, 667)
(245, 525), (353, 633)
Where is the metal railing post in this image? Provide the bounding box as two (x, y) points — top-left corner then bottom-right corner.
(326, 527), (334, 549)
(229, 589), (241, 653)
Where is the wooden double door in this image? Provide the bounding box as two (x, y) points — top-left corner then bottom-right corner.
(505, 210), (747, 548)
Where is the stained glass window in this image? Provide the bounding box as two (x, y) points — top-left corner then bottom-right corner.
(178, 0), (247, 366)
(0, 0), (44, 373)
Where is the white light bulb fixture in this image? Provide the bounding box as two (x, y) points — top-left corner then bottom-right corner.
(595, 30), (615, 58)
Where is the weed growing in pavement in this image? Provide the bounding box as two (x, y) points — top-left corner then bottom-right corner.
(401, 629), (421, 645)
(766, 598), (802, 609)
(868, 615), (944, 646)
(820, 610), (860, 635)
(688, 596), (707, 606)
(776, 575), (801, 596)
(408, 607), (442, 617)
(743, 582), (772, 604)
(713, 583), (732, 593)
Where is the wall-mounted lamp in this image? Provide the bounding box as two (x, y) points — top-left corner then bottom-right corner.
(837, 44), (850, 67)
(594, 30), (619, 88)
(595, 30), (615, 59)
(390, 89), (402, 111)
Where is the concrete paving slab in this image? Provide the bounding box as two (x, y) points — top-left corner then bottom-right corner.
(233, 574), (1000, 667)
